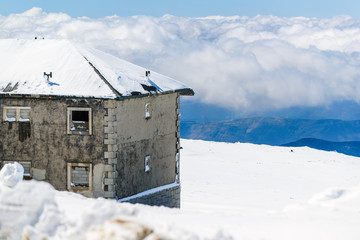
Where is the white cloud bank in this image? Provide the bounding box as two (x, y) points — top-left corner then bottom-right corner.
(2, 8), (360, 112)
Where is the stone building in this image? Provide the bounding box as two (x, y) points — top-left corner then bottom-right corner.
(0, 39), (193, 208)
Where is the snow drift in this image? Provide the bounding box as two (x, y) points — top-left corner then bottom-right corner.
(1, 140), (360, 239)
(0, 162), (23, 188)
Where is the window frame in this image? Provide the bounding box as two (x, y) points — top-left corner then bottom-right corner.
(67, 162), (93, 192)
(145, 155), (151, 172)
(67, 107), (92, 135)
(3, 106), (31, 122)
(145, 103), (151, 119)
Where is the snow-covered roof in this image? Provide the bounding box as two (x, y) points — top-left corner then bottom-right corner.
(0, 39), (194, 99)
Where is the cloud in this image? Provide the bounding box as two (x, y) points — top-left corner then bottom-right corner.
(2, 8), (360, 113)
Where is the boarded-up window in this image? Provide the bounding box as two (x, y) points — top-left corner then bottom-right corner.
(3, 107), (31, 122)
(67, 163), (92, 192)
(71, 166), (89, 187)
(67, 107), (92, 135)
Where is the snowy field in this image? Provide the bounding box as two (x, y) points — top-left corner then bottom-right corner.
(1, 139), (360, 239)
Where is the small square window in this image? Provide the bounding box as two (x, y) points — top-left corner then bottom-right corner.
(3, 107), (31, 122)
(145, 155), (151, 172)
(67, 107), (92, 135)
(145, 103), (151, 119)
(67, 163), (92, 191)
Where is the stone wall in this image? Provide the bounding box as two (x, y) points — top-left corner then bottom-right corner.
(103, 100), (117, 198)
(115, 93), (179, 199)
(0, 97), (107, 197)
(0, 93), (181, 203)
(119, 183), (181, 208)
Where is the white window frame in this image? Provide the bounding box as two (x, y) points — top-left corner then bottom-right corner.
(67, 107), (92, 135)
(3, 106), (31, 122)
(145, 155), (151, 172)
(145, 103), (151, 119)
(67, 162), (93, 192)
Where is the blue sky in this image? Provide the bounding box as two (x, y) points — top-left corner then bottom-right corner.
(1, 0), (360, 18)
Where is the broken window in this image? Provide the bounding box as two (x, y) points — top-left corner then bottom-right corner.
(145, 155), (151, 172)
(67, 107), (92, 135)
(67, 163), (92, 191)
(145, 103), (151, 119)
(3, 107), (31, 122)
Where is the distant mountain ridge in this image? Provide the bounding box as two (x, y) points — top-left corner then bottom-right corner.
(282, 138), (360, 157)
(180, 117), (360, 146)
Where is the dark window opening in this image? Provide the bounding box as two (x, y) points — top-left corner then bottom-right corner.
(72, 111), (89, 122)
(71, 111), (89, 132)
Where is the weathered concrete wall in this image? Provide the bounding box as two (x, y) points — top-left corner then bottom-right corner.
(115, 93), (179, 199)
(0, 97), (107, 197)
(0, 92), (182, 205)
(119, 183), (181, 208)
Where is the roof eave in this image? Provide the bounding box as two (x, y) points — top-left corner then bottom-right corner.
(0, 88), (194, 100)
(0, 93), (117, 100)
(176, 88), (195, 96)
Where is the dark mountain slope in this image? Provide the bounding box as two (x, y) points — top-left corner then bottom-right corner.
(181, 117), (360, 145)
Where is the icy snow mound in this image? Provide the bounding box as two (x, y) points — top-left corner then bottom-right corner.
(0, 162), (24, 188)
(2, 140), (360, 240)
(0, 180), (59, 239)
(0, 179), (204, 240)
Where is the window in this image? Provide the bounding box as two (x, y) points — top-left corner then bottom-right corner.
(145, 155), (151, 172)
(3, 106), (31, 122)
(21, 162), (32, 180)
(175, 153), (179, 174)
(67, 107), (92, 135)
(175, 153), (180, 183)
(67, 163), (92, 191)
(145, 103), (151, 119)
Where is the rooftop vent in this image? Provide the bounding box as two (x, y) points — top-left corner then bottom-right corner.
(145, 70), (151, 79)
(44, 72), (52, 80)
(44, 72), (59, 86)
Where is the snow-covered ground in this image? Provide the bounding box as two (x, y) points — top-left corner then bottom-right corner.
(1, 139), (360, 239)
